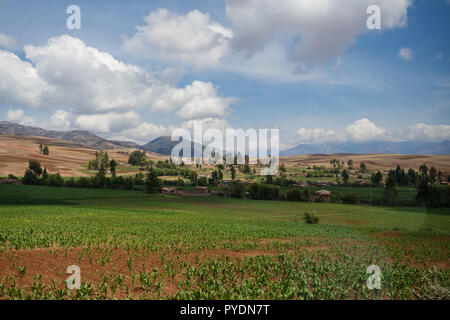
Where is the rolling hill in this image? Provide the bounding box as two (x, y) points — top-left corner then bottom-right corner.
(0, 121), (141, 150)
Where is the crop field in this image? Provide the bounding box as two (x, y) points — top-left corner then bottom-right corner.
(0, 184), (448, 300)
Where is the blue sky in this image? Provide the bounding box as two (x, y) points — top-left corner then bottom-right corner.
(0, 0), (449, 148)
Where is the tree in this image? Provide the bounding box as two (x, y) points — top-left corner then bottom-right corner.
(42, 145), (49, 155)
(42, 168), (49, 184)
(419, 164), (428, 180)
(39, 144), (43, 153)
(429, 166), (437, 184)
(341, 169), (350, 184)
(360, 162), (367, 173)
(128, 150), (146, 166)
(23, 160), (43, 185)
(438, 170), (443, 184)
(407, 168), (417, 185)
(370, 171), (383, 185)
(383, 172), (398, 205)
(416, 177), (441, 207)
(109, 159), (117, 177)
(230, 181), (245, 198)
(209, 171), (220, 186)
(347, 159), (353, 170)
(230, 166), (236, 180)
(28, 160), (43, 176)
(145, 166), (160, 193)
(266, 175), (273, 184)
(243, 164), (251, 174)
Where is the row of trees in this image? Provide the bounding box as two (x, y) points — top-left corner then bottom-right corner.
(87, 151), (117, 177)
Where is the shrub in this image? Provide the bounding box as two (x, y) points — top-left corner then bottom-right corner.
(341, 193), (358, 204)
(23, 169), (38, 185)
(249, 183), (279, 200)
(230, 181), (245, 198)
(286, 188), (302, 201)
(303, 212), (319, 224)
(48, 173), (64, 187)
(65, 177), (75, 187)
(77, 177), (92, 188)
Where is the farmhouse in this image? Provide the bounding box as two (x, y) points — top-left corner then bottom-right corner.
(161, 187), (177, 195)
(314, 190), (331, 202)
(291, 182), (308, 188)
(313, 181), (330, 187)
(196, 186), (209, 193)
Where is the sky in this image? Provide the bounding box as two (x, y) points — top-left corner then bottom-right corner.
(0, 0), (449, 150)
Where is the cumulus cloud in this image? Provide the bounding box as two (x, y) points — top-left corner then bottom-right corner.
(43, 109), (72, 131)
(297, 127), (339, 144)
(225, 0), (412, 63)
(0, 33), (18, 50)
(109, 122), (171, 144)
(151, 81), (236, 119)
(398, 47), (413, 61)
(122, 9), (232, 68)
(5, 109), (36, 126)
(297, 118), (386, 144)
(74, 111), (141, 134)
(0, 50), (53, 109)
(406, 123), (450, 142)
(0, 35), (235, 122)
(345, 118), (386, 141)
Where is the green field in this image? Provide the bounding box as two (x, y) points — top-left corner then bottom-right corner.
(0, 184), (448, 300)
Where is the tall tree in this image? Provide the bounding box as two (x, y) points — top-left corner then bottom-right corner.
(341, 169), (350, 184)
(360, 162), (367, 173)
(109, 159), (117, 177)
(145, 166), (160, 193)
(383, 171), (398, 205)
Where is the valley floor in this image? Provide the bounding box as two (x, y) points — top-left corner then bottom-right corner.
(0, 185), (448, 299)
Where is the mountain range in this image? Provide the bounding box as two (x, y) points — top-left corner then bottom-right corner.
(280, 140), (450, 156)
(1, 121), (449, 156)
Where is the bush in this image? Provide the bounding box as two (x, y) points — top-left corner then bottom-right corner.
(341, 193), (358, 204)
(230, 181), (245, 198)
(65, 177), (76, 187)
(48, 174), (64, 187)
(23, 169), (38, 185)
(303, 212), (319, 224)
(286, 188), (302, 201)
(76, 177), (92, 188)
(249, 183), (279, 200)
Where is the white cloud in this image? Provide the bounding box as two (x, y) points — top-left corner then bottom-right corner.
(297, 127), (339, 144)
(151, 81), (236, 119)
(74, 111), (141, 134)
(225, 0), (412, 63)
(297, 118), (386, 143)
(110, 122), (171, 144)
(122, 9), (232, 69)
(0, 33), (18, 50)
(5, 109), (36, 126)
(0, 50), (53, 109)
(0, 35), (235, 122)
(44, 110), (72, 131)
(435, 53), (444, 60)
(406, 123), (450, 142)
(345, 118), (386, 141)
(398, 47), (413, 61)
